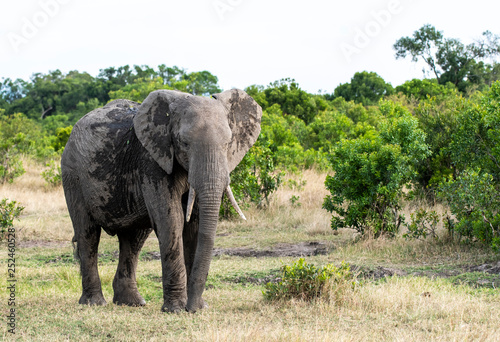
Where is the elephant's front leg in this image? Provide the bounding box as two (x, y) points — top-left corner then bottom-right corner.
(149, 196), (188, 313)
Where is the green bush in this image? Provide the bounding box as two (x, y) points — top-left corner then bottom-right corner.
(439, 168), (500, 250)
(323, 101), (430, 237)
(51, 126), (72, 152)
(41, 159), (62, 187)
(439, 82), (500, 250)
(403, 208), (440, 240)
(0, 134), (25, 184)
(0, 198), (24, 241)
(263, 258), (358, 302)
(221, 143), (284, 219)
(395, 78), (457, 101)
(0, 113), (56, 160)
(449, 82), (500, 179)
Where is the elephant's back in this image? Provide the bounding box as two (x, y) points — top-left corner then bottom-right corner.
(62, 99), (139, 170)
(61, 99), (149, 231)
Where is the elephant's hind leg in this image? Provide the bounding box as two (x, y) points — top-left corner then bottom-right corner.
(113, 228), (152, 306)
(65, 178), (106, 306)
(75, 224), (106, 305)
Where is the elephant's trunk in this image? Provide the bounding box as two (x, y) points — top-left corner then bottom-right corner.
(185, 184), (224, 312)
(185, 147), (229, 312)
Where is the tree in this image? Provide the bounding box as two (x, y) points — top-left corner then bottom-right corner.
(438, 81), (500, 249)
(182, 71), (221, 96)
(395, 78), (456, 100)
(331, 71), (393, 106)
(323, 101), (430, 237)
(261, 78), (327, 124)
(394, 25), (500, 91)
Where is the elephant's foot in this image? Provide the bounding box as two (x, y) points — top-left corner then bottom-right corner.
(161, 297), (187, 314)
(113, 282), (146, 306)
(113, 291), (146, 307)
(79, 292), (107, 306)
(186, 297), (208, 313)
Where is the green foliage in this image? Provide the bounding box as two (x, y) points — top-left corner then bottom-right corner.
(394, 25), (500, 91)
(328, 96), (381, 127)
(306, 111), (355, 151)
(331, 71), (394, 106)
(258, 106), (329, 171)
(41, 159), (62, 187)
(0, 113), (55, 159)
(0, 198), (24, 241)
(439, 168), (500, 250)
(263, 258), (357, 301)
(449, 82), (500, 179)
(323, 101), (430, 236)
(221, 143), (284, 218)
(411, 92), (461, 195)
(395, 79), (457, 100)
(403, 209), (440, 240)
(109, 77), (172, 102)
(0, 136), (25, 184)
(51, 126), (73, 152)
(289, 195), (301, 207)
(256, 78), (326, 124)
(286, 178), (307, 191)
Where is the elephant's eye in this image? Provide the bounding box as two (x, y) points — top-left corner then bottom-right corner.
(178, 140), (189, 149)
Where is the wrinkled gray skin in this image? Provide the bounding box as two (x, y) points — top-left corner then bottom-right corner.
(61, 89), (262, 312)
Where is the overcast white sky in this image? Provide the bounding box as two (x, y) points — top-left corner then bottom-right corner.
(1, 0), (499, 94)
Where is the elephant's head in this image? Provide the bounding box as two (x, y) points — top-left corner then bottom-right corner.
(132, 88), (262, 311)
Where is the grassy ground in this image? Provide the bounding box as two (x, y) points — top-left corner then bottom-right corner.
(1, 160), (500, 341)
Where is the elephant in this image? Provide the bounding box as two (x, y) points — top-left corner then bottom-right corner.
(61, 88), (262, 312)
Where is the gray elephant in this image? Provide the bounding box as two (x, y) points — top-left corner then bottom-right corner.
(61, 89), (262, 312)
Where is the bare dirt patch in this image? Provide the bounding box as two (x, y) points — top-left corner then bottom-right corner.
(141, 241), (332, 261)
(213, 241), (332, 258)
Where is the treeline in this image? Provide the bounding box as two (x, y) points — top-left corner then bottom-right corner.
(2, 25), (500, 250)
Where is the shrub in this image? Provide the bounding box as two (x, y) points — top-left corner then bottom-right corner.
(221, 143), (284, 218)
(439, 82), (500, 250)
(439, 168), (500, 250)
(0, 198), (24, 241)
(403, 208), (440, 240)
(41, 159), (62, 187)
(0, 134), (25, 184)
(51, 126), (72, 152)
(323, 101), (430, 237)
(449, 81), (500, 180)
(0, 113), (55, 159)
(263, 258), (358, 302)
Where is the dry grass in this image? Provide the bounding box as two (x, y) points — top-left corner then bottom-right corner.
(1, 157), (71, 241)
(1, 162), (500, 341)
(2, 261), (499, 341)
(217, 170), (334, 248)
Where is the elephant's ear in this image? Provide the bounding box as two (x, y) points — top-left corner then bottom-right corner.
(133, 90), (185, 174)
(214, 89), (262, 172)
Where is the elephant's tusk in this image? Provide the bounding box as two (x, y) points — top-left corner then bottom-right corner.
(225, 185), (246, 220)
(186, 186), (196, 222)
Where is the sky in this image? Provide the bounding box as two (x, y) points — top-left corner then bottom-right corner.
(1, 0), (499, 94)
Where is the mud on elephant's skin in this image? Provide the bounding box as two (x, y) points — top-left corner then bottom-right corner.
(61, 89), (262, 312)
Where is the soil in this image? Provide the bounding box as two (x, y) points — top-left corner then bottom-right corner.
(18, 239), (500, 288)
(212, 241), (332, 258)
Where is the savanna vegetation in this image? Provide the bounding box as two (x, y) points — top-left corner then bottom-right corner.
(2, 25), (500, 341)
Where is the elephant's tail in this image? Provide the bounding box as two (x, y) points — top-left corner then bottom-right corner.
(72, 235), (80, 263)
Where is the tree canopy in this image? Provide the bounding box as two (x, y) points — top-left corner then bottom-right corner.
(328, 71), (394, 106)
(394, 24), (500, 91)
